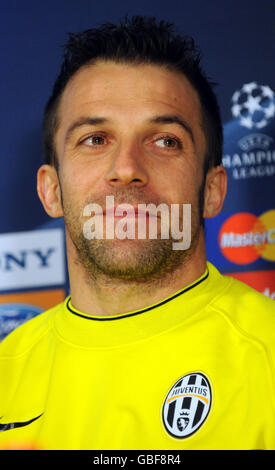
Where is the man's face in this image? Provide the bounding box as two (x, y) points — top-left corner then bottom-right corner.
(53, 61), (208, 280)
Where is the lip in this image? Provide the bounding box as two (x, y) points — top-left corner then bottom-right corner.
(102, 207), (159, 218)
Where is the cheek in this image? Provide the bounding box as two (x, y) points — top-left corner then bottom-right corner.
(160, 165), (201, 204)
(59, 162), (101, 202)
(58, 170), (85, 217)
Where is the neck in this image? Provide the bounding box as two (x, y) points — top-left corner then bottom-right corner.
(67, 232), (207, 316)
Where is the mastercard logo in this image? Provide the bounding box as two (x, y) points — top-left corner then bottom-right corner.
(219, 210), (275, 265)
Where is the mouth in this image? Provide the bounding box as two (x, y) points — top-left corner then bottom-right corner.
(102, 206), (159, 219)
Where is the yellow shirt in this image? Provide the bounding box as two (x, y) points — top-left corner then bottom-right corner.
(0, 262), (275, 450)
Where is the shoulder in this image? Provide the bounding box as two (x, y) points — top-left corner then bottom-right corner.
(208, 263), (275, 345)
(0, 301), (65, 417)
(0, 300), (64, 359)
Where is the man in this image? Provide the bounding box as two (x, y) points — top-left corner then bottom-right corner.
(0, 16), (274, 450)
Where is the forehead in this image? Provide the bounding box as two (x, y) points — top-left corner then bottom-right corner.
(56, 60), (206, 154)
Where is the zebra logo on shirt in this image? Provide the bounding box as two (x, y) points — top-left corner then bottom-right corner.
(162, 372), (212, 438)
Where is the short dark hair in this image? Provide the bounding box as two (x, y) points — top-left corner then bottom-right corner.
(42, 15), (223, 173)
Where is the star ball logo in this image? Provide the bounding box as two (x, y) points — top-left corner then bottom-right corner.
(219, 210), (275, 264)
(231, 82), (275, 129)
(162, 373), (212, 439)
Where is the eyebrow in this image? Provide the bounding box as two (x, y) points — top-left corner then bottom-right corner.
(65, 117), (108, 143)
(65, 114), (195, 145)
(149, 115), (195, 144)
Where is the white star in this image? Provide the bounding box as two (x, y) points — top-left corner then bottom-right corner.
(232, 103), (242, 117)
(232, 90), (240, 103)
(261, 85), (274, 100)
(256, 120), (267, 129)
(245, 95), (262, 114)
(243, 82), (258, 93)
(240, 116), (253, 128)
(264, 103), (275, 118)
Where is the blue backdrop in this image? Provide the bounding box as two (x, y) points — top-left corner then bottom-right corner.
(0, 0), (274, 339)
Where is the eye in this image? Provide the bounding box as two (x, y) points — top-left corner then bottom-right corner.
(81, 135), (107, 146)
(154, 136), (182, 149)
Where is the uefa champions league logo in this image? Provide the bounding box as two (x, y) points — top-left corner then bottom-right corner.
(231, 82), (275, 129)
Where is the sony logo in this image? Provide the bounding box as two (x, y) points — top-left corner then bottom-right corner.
(0, 229), (65, 290)
(0, 248), (55, 271)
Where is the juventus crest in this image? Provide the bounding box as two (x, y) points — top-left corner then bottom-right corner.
(162, 372), (212, 438)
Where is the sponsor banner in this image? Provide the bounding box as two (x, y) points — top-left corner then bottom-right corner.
(218, 210), (275, 265)
(0, 229), (65, 291)
(222, 130), (275, 181)
(0, 288), (65, 340)
(206, 81), (274, 272)
(0, 288), (65, 309)
(223, 81), (275, 182)
(231, 82), (274, 131)
(205, 210), (275, 272)
(225, 270), (275, 299)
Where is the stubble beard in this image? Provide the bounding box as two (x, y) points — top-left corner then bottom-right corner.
(61, 187), (205, 284)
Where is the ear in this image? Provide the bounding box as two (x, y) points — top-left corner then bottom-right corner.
(37, 164), (63, 218)
(203, 165), (227, 219)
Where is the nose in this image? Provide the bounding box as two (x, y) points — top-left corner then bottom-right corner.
(105, 139), (149, 188)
